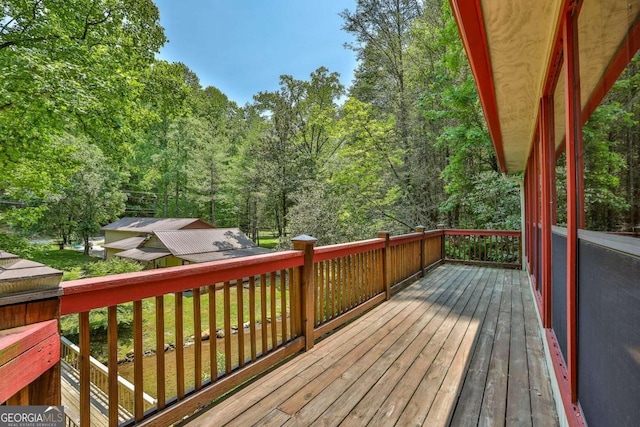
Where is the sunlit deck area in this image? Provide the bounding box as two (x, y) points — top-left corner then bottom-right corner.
(182, 264), (558, 427)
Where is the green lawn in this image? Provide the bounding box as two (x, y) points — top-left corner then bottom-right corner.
(62, 280), (290, 363)
(257, 230), (280, 249)
(30, 247), (101, 280)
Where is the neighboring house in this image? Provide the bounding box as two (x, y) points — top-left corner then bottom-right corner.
(102, 218), (271, 269)
(102, 217), (215, 261)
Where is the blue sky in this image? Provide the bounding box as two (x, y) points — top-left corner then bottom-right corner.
(153, 1), (358, 106)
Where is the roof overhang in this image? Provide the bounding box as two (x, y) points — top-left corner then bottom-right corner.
(115, 248), (170, 262)
(450, 0), (640, 174)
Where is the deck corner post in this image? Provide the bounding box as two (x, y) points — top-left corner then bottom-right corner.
(437, 223), (446, 262)
(292, 235), (318, 351)
(377, 232), (391, 300)
(415, 226), (426, 276)
(0, 252), (63, 407)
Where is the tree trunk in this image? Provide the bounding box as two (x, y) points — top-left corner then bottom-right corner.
(83, 234), (90, 256)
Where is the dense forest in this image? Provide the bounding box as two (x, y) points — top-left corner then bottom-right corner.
(1, 0), (637, 251)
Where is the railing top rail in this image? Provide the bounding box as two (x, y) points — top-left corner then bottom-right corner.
(61, 251), (303, 315)
(389, 230), (442, 247)
(444, 229), (521, 237)
(314, 238), (385, 262)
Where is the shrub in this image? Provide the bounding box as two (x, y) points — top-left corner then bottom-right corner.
(84, 257), (143, 277)
(0, 233), (49, 259)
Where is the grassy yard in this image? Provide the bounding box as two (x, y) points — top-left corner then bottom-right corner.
(62, 280), (290, 398)
(30, 246), (102, 280)
(63, 280), (290, 362)
(257, 230), (280, 249)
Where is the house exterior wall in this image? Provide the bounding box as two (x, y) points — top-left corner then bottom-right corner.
(104, 230), (140, 245)
(105, 248), (123, 261)
(144, 235), (165, 249)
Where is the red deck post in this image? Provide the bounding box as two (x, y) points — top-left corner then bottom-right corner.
(415, 226), (426, 277)
(563, 6), (583, 403)
(377, 232), (391, 300)
(540, 95), (554, 328)
(0, 254), (62, 407)
(292, 235), (318, 351)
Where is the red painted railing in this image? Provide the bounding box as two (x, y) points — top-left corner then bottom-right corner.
(2, 228), (523, 426)
(444, 229), (522, 268)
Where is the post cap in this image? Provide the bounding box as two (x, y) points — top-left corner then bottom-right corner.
(291, 235), (318, 243)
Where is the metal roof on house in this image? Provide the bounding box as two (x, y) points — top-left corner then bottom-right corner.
(102, 236), (147, 250)
(114, 248), (171, 262)
(101, 217), (214, 233)
(176, 247), (274, 263)
(154, 228), (260, 256)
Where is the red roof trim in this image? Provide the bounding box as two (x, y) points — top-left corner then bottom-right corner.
(552, 10), (640, 163)
(581, 14), (640, 123)
(449, 0), (507, 173)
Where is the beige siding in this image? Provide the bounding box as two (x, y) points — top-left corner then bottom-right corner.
(104, 230), (139, 244)
(166, 257), (183, 267)
(144, 235), (166, 249)
(105, 248), (122, 261)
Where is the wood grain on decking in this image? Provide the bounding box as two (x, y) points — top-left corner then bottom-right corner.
(182, 264), (559, 427)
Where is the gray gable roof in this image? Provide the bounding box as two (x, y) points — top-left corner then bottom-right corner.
(154, 228), (258, 256)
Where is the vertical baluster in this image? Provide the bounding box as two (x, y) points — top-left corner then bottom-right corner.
(260, 274), (268, 355)
(355, 253), (361, 305)
(367, 251), (373, 298)
(133, 300), (144, 420)
(237, 279), (245, 367)
(494, 235), (498, 262)
(223, 282), (231, 373)
(354, 253), (359, 304)
(358, 252), (363, 303)
(193, 288), (202, 389)
(108, 306), (119, 426)
(208, 285), (217, 382)
(452, 235), (457, 260)
(270, 271), (277, 350)
(155, 296), (165, 409)
(289, 267), (297, 338)
(330, 259), (336, 319)
(343, 256), (348, 311)
(367, 251), (372, 297)
(249, 276), (257, 361)
(357, 252), (363, 302)
(79, 312), (90, 426)
(338, 258), (344, 314)
(376, 249), (381, 294)
(280, 270), (288, 343)
(359, 252), (363, 301)
(362, 252), (368, 300)
(318, 262), (324, 326)
(175, 292), (185, 399)
(345, 255), (351, 310)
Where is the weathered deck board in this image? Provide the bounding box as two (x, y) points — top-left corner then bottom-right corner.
(449, 270), (503, 427)
(181, 264), (559, 427)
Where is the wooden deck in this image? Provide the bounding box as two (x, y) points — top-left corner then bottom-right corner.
(182, 264), (558, 427)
